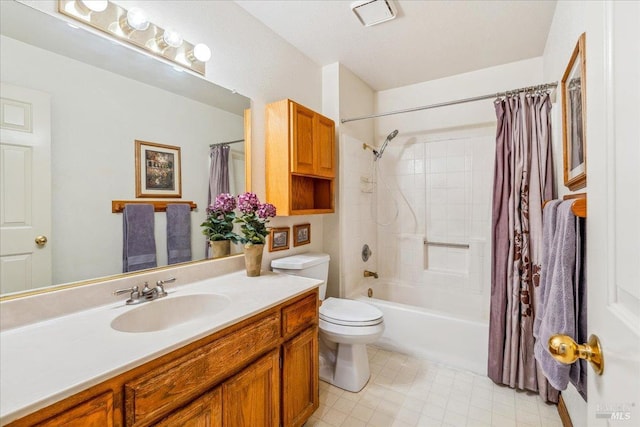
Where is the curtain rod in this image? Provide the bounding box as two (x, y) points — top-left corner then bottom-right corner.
(209, 139), (244, 147)
(340, 81), (558, 124)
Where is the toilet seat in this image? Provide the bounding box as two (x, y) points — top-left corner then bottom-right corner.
(320, 297), (383, 327)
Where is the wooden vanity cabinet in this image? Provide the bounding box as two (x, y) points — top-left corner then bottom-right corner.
(155, 387), (222, 427)
(9, 289), (319, 427)
(266, 99), (335, 215)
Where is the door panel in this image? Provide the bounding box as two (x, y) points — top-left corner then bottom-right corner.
(222, 350), (280, 427)
(291, 103), (315, 175)
(586, 2), (640, 424)
(315, 115), (335, 178)
(0, 83), (51, 294)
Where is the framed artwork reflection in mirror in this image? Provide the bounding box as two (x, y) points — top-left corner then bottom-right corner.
(135, 140), (182, 198)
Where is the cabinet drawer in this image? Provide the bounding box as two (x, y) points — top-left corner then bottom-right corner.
(35, 392), (114, 427)
(282, 293), (317, 339)
(124, 312), (280, 426)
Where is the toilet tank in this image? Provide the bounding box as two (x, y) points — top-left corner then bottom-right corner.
(271, 252), (330, 299)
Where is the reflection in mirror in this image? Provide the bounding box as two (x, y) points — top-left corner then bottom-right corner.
(0, 1), (251, 298)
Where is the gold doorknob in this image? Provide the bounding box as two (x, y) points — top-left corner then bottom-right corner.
(548, 334), (604, 375)
(35, 235), (48, 246)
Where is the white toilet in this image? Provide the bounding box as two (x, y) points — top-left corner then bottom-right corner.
(271, 252), (384, 392)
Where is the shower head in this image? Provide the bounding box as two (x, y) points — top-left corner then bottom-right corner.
(375, 129), (399, 160)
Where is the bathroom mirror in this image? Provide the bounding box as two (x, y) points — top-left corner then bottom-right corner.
(0, 1), (251, 298)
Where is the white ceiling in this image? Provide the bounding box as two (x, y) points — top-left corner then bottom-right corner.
(235, 0), (557, 91)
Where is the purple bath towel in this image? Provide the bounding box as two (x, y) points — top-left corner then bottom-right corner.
(123, 204), (157, 272)
(534, 200), (582, 392)
(166, 204), (192, 265)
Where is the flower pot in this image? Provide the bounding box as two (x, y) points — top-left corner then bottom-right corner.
(209, 240), (231, 259)
(243, 244), (264, 277)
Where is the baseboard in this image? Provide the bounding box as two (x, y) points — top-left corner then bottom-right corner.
(558, 394), (574, 427)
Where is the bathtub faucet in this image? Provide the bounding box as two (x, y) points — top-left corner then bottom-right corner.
(363, 270), (379, 279)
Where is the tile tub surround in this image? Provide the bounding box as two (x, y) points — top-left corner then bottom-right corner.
(0, 269), (322, 424)
(307, 347), (563, 427)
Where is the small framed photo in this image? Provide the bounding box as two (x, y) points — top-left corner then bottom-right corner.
(135, 140), (182, 198)
(293, 223), (311, 247)
(561, 33), (587, 191)
(269, 227), (290, 252)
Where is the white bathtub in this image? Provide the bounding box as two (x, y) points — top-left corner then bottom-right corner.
(353, 280), (489, 375)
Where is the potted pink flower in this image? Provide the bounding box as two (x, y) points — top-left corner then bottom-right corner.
(234, 192), (276, 275)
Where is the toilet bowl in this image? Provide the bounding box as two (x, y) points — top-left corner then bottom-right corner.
(271, 253), (384, 392)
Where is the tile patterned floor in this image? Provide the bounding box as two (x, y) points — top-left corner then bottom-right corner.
(306, 346), (563, 427)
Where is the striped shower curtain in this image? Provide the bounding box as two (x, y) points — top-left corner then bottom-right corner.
(487, 92), (558, 403)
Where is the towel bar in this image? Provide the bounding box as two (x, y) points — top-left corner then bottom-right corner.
(423, 240), (469, 249)
(112, 200), (197, 213)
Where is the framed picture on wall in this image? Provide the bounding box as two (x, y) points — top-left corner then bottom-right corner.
(561, 33), (587, 191)
(293, 223), (311, 247)
(269, 227), (290, 252)
(135, 140), (182, 198)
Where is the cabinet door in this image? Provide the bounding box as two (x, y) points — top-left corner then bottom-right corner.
(155, 388), (222, 427)
(291, 102), (316, 175)
(314, 114), (335, 178)
(223, 350), (280, 427)
(35, 392), (114, 427)
(282, 327), (319, 427)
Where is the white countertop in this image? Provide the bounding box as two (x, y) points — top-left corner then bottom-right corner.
(0, 271), (321, 425)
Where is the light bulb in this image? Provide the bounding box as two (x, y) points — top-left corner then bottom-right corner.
(79, 0), (108, 12)
(126, 7), (149, 31)
(162, 28), (183, 48)
(188, 43), (211, 62)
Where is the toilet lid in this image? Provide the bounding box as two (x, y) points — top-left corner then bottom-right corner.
(320, 297), (383, 326)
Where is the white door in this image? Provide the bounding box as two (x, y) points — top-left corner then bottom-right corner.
(586, 1), (640, 424)
(0, 83), (52, 294)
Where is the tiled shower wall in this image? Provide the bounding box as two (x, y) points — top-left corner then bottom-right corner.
(373, 125), (495, 296)
(340, 134), (379, 296)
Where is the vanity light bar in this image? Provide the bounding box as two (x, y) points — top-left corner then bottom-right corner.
(58, 0), (210, 76)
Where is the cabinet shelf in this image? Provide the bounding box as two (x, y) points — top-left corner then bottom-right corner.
(266, 99), (335, 216)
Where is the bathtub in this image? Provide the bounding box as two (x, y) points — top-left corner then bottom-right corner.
(353, 280), (489, 375)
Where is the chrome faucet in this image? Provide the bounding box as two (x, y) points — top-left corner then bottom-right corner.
(363, 270), (379, 279)
(113, 278), (175, 305)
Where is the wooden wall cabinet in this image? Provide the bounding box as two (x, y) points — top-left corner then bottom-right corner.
(10, 290), (319, 427)
(266, 99), (335, 216)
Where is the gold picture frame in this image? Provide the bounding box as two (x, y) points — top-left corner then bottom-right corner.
(135, 140), (182, 198)
(293, 223), (311, 247)
(561, 33), (587, 191)
(269, 227), (290, 252)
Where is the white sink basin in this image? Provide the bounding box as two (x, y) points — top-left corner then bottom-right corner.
(111, 294), (230, 333)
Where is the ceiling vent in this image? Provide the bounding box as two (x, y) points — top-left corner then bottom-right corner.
(351, 0), (397, 27)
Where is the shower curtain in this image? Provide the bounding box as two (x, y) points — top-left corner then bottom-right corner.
(488, 92), (558, 403)
(208, 144), (230, 205)
(206, 144), (230, 256)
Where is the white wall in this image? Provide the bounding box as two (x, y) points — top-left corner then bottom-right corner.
(323, 63), (376, 298)
(19, 0), (327, 275)
(542, 1), (588, 425)
(1, 35), (243, 284)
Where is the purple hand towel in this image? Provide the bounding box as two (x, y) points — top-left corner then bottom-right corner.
(534, 199), (562, 340)
(534, 200), (577, 391)
(123, 204), (157, 272)
(166, 204), (192, 265)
